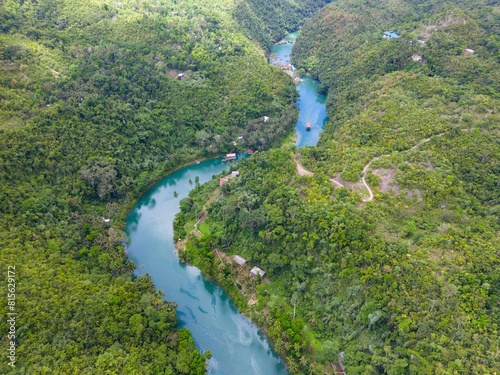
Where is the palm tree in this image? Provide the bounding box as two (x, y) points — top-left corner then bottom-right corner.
(300, 355), (308, 366)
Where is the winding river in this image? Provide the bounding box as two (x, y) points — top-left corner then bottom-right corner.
(125, 32), (328, 375)
(270, 31), (328, 147)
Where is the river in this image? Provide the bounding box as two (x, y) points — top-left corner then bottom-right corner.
(125, 32), (328, 375)
(125, 159), (288, 375)
(270, 31), (328, 147)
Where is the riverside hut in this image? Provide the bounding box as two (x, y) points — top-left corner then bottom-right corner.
(250, 266), (266, 278)
(233, 255), (247, 267)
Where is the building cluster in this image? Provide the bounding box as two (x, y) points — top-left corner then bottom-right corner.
(232, 255), (266, 278)
(219, 170), (240, 186)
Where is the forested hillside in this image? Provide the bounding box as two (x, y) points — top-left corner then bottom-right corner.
(177, 0), (500, 373)
(0, 0), (322, 372)
(234, 0), (330, 51)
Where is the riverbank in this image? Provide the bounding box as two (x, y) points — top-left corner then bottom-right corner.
(120, 152), (251, 225)
(176, 241), (264, 314)
(173, 30), (336, 373)
(125, 158), (289, 374)
(119, 156), (211, 222)
(269, 31), (328, 148)
(124, 28), (332, 374)
(177, 230), (301, 369)
(174, 157), (345, 374)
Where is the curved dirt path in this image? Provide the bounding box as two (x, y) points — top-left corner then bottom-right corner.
(293, 154), (345, 187)
(360, 134), (443, 201)
(294, 133), (444, 202)
(361, 161), (376, 202)
(329, 178), (345, 188)
(295, 160), (313, 176)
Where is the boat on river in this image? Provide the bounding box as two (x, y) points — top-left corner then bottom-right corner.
(306, 122), (312, 131)
(223, 153), (237, 162)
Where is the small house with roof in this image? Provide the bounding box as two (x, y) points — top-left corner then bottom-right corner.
(220, 171), (239, 187)
(233, 255), (247, 267)
(411, 54), (422, 63)
(250, 266), (266, 278)
(383, 31), (400, 40)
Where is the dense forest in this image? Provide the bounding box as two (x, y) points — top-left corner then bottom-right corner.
(0, 0), (327, 372)
(177, 0), (499, 374)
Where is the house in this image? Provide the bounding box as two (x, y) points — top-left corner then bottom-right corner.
(250, 266), (266, 278)
(263, 116), (269, 123)
(411, 54), (422, 63)
(383, 31), (400, 40)
(464, 48), (475, 55)
(219, 178), (229, 186)
(233, 255), (247, 267)
(177, 72), (185, 79)
(230, 171), (240, 177)
(223, 153), (237, 162)
(246, 149), (254, 155)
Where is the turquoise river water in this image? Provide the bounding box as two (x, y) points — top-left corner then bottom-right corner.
(125, 32), (328, 375)
(270, 31), (328, 147)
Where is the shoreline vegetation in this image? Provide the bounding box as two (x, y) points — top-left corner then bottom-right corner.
(173, 239), (301, 370)
(175, 212), (347, 374)
(120, 155), (217, 222)
(174, 151), (348, 374)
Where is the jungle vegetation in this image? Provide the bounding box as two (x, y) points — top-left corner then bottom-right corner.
(0, 0), (326, 372)
(177, 0), (499, 373)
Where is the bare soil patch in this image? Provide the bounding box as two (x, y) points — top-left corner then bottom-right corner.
(373, 168), (400, 194)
